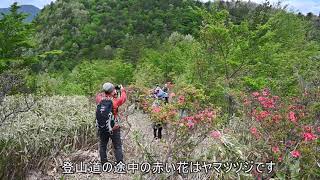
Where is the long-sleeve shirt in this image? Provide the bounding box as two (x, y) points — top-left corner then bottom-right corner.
(95, 89), (127, 118)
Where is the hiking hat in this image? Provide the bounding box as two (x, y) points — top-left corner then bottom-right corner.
(102, 82), (115, 93)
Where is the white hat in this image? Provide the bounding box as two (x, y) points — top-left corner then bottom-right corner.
(102, 82), (114, 93)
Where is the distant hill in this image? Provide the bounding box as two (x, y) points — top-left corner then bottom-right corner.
(0, 5), (40, 22)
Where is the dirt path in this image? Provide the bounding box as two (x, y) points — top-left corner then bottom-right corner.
(26, 106), (166, 180)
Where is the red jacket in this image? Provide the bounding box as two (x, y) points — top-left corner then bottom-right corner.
(95, 88), (127, 118)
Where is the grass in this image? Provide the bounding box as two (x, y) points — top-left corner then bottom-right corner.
(0, 95), (97, 179)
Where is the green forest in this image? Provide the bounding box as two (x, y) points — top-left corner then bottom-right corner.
(0, 0), (319, 179)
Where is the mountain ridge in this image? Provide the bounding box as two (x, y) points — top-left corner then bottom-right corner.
(0, 5), (40, 22)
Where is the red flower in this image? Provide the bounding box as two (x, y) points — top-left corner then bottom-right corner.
(258, 96), (267, 102)
(288, 111), (297, 123)
(272, 146), (280, 154)
(303, 125), (312, 133)
(289, 105), (296, 110)
(252, 92), (260, 97)
(262, 88), (270, 96)
(250, 127), (259, 136)
(272, 96), (280, 100)
(152, 107), (161, 113)
(210, 130), (221, 139)
(260, 111), (269, 119)
(243, 98), (251, 105)
(206, 111), (215, 119)
(290, 150), (301, 158)
(250, 127), (261, 139)
(278, 156), (283, 162)
(178, 95), (185, 104)
(303, 132), (317, 141)
(272, 114), (282, 123)
(188, 116), (194, 121)
(255, 111), (269, 121)
(187, 121), (194, 129)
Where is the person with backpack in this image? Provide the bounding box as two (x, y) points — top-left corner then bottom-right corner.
(153, 84), (169, 103)
(152, 84), (167, 140)
(95, 82), (127, 164)
(162, 83), (169, 104)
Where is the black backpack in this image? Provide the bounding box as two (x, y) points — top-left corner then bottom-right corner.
(96, 97), (115, 132)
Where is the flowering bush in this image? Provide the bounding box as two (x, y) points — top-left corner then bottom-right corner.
(242, 88), (319, 179)
(132, 83), (220, 163)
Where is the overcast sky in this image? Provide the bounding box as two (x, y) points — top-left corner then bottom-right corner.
(0, 0), (319, 15)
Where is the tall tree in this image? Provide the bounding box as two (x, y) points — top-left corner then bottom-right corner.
(0, 2), (33, 58)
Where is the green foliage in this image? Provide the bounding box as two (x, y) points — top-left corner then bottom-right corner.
(33, 59), (134, 95)
(0, 3), (34, 58)
(2, 0), (320, 178)
(35, 0), (203, 60)
(134, 32), (202, 87)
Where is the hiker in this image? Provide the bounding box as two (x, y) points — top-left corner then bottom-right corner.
(163, 83), (168, 93)
(152, 84), (166, 140)
(153, 84), (169, 103)
(153, 122), (163, 140)
(151, 100), (163, 140)
(153, 84), (161, 98)
(95, 82), (127, 164)
(162, 83), (169, 103)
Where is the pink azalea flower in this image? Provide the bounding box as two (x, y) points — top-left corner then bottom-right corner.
(152, 107), (161, 113)
(187, 116), (194, 121)
(210, 130), (221, 139)
(243, 98), (251, 105)
(278, 156), (283, 162)
(251, 109), (257, 116)
(255, 111), (269, 121)
(187, 121), (194, 129)
(261, 98), (275, 108)
(206, 111), (214, 119)
(262, 89), (270, 96)
(170, 92), (176, 97)
(194, 114), (201, 121)
(303, 125), (312, 133)
(288, 111), (297, 123)
(303, 132), (317, 141)
(178, 95), (185, 104)
(250, 127), (258, 136)
(258, 96), (267, 102)
(317, 127), (320, 133)
(252, 92), (260, 97)
(272, 114), (282, 123)
(272, 96), (280, 100)
(290, 150), (301, 158)
(272, 146), (280, 154)
(260, 111), (269, 119)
